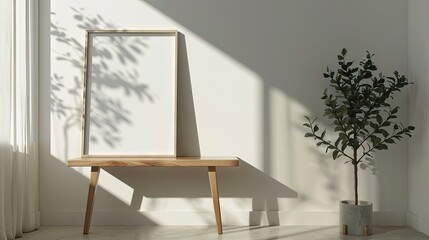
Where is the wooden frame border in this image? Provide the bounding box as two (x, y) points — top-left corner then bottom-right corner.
(81, 30), (178, 158)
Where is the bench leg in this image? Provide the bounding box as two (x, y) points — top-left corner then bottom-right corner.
(83, 166), (100, 234)
(208, 166), (223, 234)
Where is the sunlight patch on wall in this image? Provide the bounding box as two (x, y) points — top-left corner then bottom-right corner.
(269, 87), (348, 210)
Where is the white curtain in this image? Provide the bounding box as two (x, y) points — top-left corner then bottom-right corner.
(0, 0), (39, 239)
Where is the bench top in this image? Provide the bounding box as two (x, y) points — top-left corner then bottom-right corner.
(68, 156), (239, 167)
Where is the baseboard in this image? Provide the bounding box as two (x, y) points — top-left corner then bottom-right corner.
(407, 211), (429, 236)
(41, 210), (406, 226)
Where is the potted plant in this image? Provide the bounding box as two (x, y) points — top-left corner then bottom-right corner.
(303, 48), (414, 236)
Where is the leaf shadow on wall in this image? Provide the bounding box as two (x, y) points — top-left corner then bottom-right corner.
(51, 8), (153, 160)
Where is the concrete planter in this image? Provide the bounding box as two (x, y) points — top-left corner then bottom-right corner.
(339, 200), (372, 236)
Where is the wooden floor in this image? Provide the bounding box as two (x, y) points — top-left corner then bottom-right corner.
(21, 226), (428, 240)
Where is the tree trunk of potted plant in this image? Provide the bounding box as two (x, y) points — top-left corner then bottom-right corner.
(304, 48), (414, 236)
(354, 149), (358, 206)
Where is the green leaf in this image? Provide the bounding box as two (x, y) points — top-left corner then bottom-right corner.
(376, 144), (388, 150)
(368, 65), (377, 71)
(376, 115), (382, 124)
(305, 133), (313, 138)
(366, 51), (372, 59)
(337, 106), (348, 116)
(382, 121), (391, 127)
(345, 61), (353, 68)
(371, 136), (381, 146)
(321, 130), (326, 139)
(303, 123), (311, 128)
(409, 126), (415, 130)
(321, 89), (328, 99)
(335, 138), (341, 147)
(314, 125), (319, 133)
(334, 126), (343, 132)
(370, 110), (380, 115)
(339, 132), (347, 141)
(341, 48), (347, 56)
(338, 69), (348, 77)
(333, 150), (339, 159)
(326, 145), (335, 153)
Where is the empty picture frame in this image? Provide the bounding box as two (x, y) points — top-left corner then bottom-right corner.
(81, 30), (178, 157)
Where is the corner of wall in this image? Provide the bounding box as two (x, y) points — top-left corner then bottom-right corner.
(407, 211), (429, 236)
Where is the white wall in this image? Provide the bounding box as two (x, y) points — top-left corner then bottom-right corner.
(408, 0), (429, 236)
(39, 0), (409, 225)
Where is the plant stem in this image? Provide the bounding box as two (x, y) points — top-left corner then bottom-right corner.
(357, 129), (399, 163)
(353, 148), (358, 205)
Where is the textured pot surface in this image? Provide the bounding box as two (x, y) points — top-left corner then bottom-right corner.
(339, 200), (372, 236)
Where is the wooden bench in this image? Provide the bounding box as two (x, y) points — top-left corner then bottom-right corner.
(68, 156), (239, 235)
